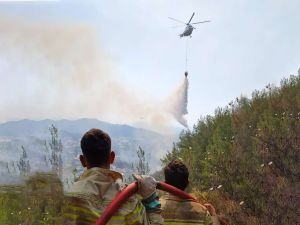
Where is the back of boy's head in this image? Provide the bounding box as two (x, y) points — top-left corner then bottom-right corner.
(164, 159), (189, 190)
(80, 128), (111, 167)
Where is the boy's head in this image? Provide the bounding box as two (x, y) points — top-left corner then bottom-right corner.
(79, 128), (115, 169)
(164, 159), (189, 190)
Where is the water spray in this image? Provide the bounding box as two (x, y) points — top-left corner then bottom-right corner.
(167, 72), (189, 128)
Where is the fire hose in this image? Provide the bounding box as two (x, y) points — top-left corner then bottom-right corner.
(94, 181), (206, 225)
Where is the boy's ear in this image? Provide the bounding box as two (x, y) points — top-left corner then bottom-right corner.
(80, 155), (87, 168)
(110, 151), (115, 164)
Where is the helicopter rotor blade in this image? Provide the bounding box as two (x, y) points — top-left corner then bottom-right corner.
(168, 17), (187, 25)
(187, 12), (195, 24)
(171, 25), (185, 28)
(191, 20), (211, 24)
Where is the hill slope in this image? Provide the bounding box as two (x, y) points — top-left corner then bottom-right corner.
(162, 74), (300, 225)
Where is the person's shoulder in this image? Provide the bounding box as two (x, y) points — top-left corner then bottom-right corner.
(105, 193), (142, 218)
(166, 199), (209, 215)
(68, 179), (95, 194)
(159, 193), (171, 208)
(190, 201), (209, 210)
(186, 200), (210, 215)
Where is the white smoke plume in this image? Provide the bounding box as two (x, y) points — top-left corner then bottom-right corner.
(0, 16), (188, 130)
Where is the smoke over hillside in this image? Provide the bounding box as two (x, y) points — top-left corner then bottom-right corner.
(0, 16), (188, 130)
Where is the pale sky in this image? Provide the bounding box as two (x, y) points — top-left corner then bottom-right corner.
(0, 0), (299, 130)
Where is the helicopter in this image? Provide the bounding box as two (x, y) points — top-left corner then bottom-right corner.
(169, 12), (210, 38)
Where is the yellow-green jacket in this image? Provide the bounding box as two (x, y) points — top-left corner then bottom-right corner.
(63, 167), (163, 225)
(161, 194), (220, 225)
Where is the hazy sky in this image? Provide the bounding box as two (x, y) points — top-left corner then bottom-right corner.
(0, 0), (299, 130)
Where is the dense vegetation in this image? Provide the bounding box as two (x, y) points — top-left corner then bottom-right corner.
(0, 125), (65, 225)
(0, 173), (63, 225)
(162, 73), (300, 225)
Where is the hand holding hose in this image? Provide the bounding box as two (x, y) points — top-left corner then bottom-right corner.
(133, 174), (157, 199)
(133, 174), (161, 212)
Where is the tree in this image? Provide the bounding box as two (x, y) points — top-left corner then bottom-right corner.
(10, 161), (17, 174)
(17, 145), (31, 176)
(5, 162), (10, 175)
(44, 124), (63, 179)
(132, 146), (150, 175)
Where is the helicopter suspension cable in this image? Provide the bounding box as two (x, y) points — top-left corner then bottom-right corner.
(185, 38), (189, 71)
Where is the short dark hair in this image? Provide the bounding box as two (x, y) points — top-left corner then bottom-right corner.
(80, 128), (111, 167)
(164, 159), (189, 190)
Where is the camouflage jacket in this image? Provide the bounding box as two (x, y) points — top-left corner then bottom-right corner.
(63, 167), (162, 225)
(161, 193), (220, 225)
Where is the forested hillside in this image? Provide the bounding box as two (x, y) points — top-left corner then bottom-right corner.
(162, 74), (300, 225)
